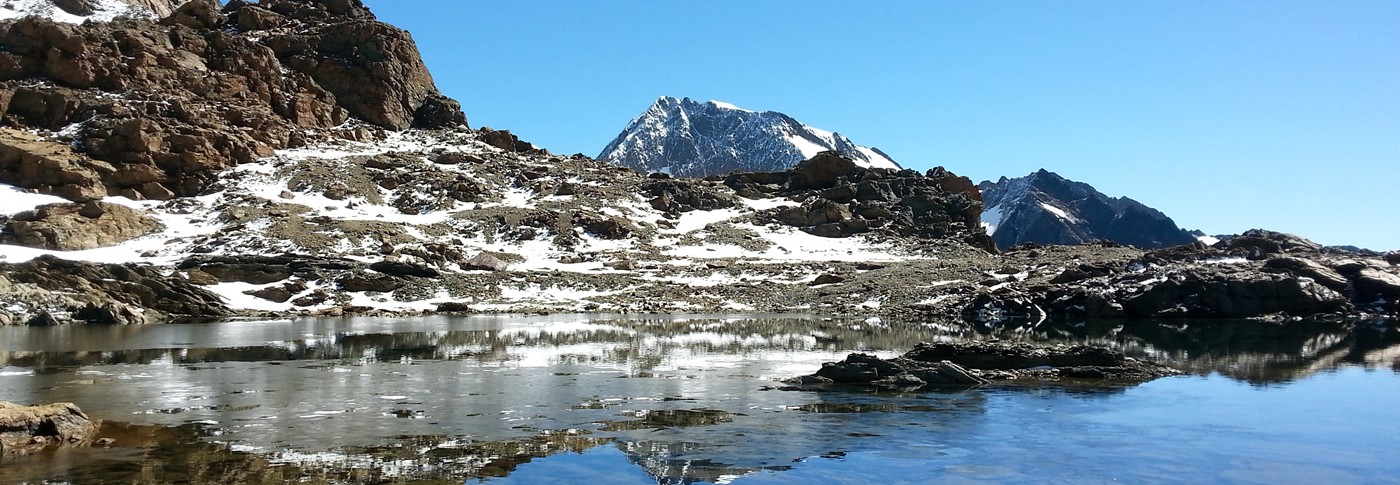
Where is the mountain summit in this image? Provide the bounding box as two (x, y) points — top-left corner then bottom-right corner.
(597, 96), (899, 177)
(980, 169), (1196, 250)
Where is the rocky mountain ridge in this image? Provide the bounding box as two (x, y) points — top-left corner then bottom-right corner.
(980, 169), (1197, 250)
(597, 96), (899, 178)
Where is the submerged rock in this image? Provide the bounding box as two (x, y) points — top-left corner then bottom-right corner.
(791, 341), (1180, 390)
(0, 401), (100, 458)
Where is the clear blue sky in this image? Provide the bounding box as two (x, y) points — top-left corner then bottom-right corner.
(363, 1), (1399, 251)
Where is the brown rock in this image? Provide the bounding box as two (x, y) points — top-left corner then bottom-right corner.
(6, 201), (163, 250)
(0, 402), (101, 458)
(0, 129), (109, 202)
(789, 151), (861, 190)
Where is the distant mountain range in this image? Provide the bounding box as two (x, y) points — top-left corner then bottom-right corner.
(979, 169), (1196, 250)
(597, 96), (898, 178)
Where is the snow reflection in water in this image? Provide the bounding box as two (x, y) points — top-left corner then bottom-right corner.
(0, 314), (1397, 484)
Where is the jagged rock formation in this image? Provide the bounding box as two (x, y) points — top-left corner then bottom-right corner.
(980, 169), (1196, 250)
(598, 96), (898, 178)
(0, 0), (465, 202)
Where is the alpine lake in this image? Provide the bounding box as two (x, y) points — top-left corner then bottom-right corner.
(1, 314), (1397, 484)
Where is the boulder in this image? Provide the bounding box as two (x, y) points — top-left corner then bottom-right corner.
(0, 402), (100, 458)
(462, 253), (509, 272)
(788, 151), (861, 190)
(6, 201), (163, 250)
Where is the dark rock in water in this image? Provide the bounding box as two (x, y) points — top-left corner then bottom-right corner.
(0, 401), (101, 458)
(792, 341), (1178, 391)
(906, 341), (1126, 370)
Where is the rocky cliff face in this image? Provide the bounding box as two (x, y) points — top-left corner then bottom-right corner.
(0, 0), (465, 202)
(597, 96), (899, 178)
(980, 169), (1196, 250)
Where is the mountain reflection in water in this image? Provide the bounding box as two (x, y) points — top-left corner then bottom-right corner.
(0, 314), (1396, 484)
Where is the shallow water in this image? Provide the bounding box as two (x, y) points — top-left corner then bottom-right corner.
(0, 315), (1397, 484)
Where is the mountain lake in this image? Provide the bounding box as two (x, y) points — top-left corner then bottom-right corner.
(1, 314), (1397, 484)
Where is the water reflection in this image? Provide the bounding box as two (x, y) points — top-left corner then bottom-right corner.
(0, 315), (1397, 484)
(3, 316), (1394, 384)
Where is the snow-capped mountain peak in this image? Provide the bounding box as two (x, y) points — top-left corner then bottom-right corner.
(598, 96), (899, 177)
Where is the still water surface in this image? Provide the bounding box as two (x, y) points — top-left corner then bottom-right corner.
(1, 314), (1397, 484)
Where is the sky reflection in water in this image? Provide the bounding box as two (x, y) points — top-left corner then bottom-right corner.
(0, 315), (1396, 484)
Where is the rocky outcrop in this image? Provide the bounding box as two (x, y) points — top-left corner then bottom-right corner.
(5, 201), (162, 250)
(725, 152), (993, 249)
(0, 401), (100, 458)
(791, 341), (1180, 389)
(943, 231), (1400, 323)
(254, 0), (464, 130)
(0, 255), (228, 325)
(0, 0), (465, 202)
